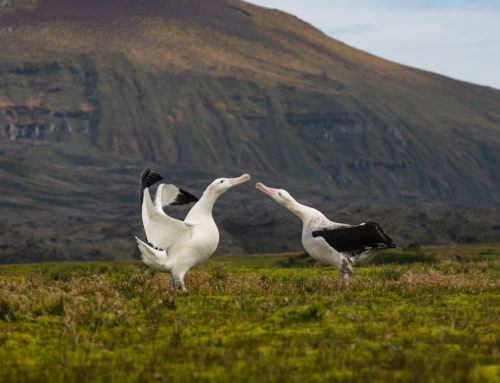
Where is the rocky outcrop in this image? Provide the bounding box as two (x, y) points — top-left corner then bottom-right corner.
(1, 0), (13, 10)
(1, 105), (99, 140)
(290, 112), (372, 140)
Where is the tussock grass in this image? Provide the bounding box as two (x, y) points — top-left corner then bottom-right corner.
(0, 246), (499, 382)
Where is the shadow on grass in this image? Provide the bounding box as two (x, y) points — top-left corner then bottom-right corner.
(368, 247), (437, 265)
(278, 246), (438, 268)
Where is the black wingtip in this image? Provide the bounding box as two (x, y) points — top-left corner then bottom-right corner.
(366, 222), (396, 248)
(139, 168), (163, 208)
(141, 168), (163, 189)
(170, 188), (199, 206)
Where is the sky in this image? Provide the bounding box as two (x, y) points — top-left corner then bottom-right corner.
(248, 0), (500, 90)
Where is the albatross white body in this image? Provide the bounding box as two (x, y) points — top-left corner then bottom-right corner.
(137, 169), (250, 292)
(298, 208), (345, 269)
(256, 182), (395, 285)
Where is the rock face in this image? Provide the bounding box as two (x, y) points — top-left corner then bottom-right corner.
(1, 104), (97, 140)
(1, 0), (13, 10)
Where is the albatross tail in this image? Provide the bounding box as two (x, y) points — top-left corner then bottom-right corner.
(135, 236), (169, 272)
(350, 251), (377, 266)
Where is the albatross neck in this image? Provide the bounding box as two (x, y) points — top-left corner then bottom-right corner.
(287, 201), (318, 222)
(189, 189), (219, 217)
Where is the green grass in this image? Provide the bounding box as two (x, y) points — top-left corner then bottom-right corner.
(1, 245), (499, 382)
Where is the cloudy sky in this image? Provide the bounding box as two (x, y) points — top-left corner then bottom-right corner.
(248, 0), (500, 89)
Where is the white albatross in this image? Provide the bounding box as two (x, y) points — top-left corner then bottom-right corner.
(255, 182), (395, 285)
(136, 168), (250, 292)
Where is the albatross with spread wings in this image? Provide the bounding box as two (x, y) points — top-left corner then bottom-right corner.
(136, 168), (250, 292)
(256, 182), (395, 285)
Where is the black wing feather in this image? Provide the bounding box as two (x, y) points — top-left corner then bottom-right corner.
(312, 222), (396, 253)
(170, 188), (199, 206)
(139, 168), (163, 208)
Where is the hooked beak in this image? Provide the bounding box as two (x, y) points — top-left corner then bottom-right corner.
(255, 182), (277, 196)
(228, 174), (251, 186)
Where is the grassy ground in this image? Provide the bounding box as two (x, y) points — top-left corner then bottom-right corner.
(1, 245), (499, 382)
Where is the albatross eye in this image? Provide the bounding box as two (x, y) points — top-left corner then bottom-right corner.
(220, 180), (224, 183)
(278, 192), (282, 196)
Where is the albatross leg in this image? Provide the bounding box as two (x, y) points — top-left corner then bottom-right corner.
(340, 258), (353, 287)
(179, 275), (187, 294)
(341, 272), (350, 287)
(169, 274), (177, 293)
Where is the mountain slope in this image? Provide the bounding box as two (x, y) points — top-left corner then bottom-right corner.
(1, 0), (499, 202)
(0, 0), (499, 262)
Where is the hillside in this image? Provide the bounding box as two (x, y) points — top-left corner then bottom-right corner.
(0, 0), (499, 262)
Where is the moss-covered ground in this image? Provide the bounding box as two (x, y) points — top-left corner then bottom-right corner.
(1, 244), (499, 382)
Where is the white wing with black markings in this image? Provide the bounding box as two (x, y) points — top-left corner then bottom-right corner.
(154, 184), (198, 209)
(139, 168), (199, 250)
(142, 187), (192, 250)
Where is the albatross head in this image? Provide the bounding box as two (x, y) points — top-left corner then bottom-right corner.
(206, 174), (251, 197)
(255, 182), (297, 208)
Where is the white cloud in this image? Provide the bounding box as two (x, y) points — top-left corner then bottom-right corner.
(247, 0), (500, 89)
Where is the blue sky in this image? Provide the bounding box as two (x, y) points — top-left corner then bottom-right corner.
(247, 0), (500, 89)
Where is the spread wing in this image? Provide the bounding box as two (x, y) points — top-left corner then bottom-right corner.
(154, 184), (198, 208)
(312, 222), (396, 253)
(141, 187), (191, 250)
(139, 168), (199, 250)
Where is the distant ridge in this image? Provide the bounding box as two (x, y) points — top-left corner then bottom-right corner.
(1, 0), (254, 35)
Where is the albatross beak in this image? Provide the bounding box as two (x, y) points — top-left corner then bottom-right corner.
(228, 174), (251, 186)
(255, 182), (277, 195)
